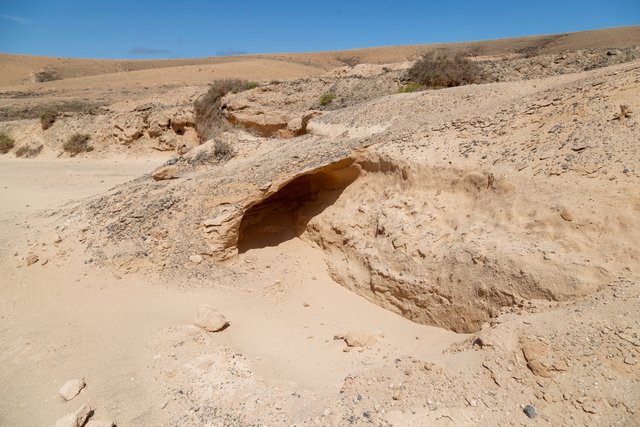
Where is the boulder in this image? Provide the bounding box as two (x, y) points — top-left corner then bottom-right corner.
(193, 305), (229, 332)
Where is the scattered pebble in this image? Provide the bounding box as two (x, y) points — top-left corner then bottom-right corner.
(189, 254), (203, 264)
(523, 404), (537, 418)
(25, 254), (39, 266)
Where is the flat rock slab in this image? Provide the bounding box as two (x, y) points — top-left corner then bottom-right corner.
(85, 420), (115, 427)
(54, 403), (92, 427)
(59, 379), (86, 401)
(152, 165), (177, 181)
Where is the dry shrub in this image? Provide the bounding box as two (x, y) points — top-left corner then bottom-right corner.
(15, 145), (43, 158)
(0, 132), (15, 154)
(319, 92), (336, 106)
(405, 54), (482, 88)
(39, 109), (57, 130)
(194, 79), (258, 142)
(63, 133), (93, 156)
(32, 69), (60, 82)
(337, 56), (360, 67)
(214, 140), (234, 160)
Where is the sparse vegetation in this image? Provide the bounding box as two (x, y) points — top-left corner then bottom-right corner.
(405, 54), (482, 89)
(242, 81), (259, 91)
(319, 92), (336, 106)
(0, 132), (15, 154)
(32, 68), (60, 82)
(337, 56), (360, 67)
(15, 145), (43, 158)
(214, 140), (234, 160)
(194, 79), (259, 142)
(39, 109), (57, 130)
(397, 82), (424, 93)
(63, 133), (93, 156)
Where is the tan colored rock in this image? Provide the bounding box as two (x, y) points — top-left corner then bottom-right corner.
(342, 331), (381, 348)
(560, 207), (574, 221)
(194, 305), (229, 332)
(85, 420), (114, 427)
(189, 254), (203, 264)
(26, 254), (39, 266)
(521, 337), (554, 378)
(58, 378), (85, 401)
(54, 403), (92, 427)
(152, 165), (177, 181)
(112, 114), (146, 144)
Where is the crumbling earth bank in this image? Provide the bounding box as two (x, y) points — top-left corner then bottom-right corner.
(64, 59), (640, 338)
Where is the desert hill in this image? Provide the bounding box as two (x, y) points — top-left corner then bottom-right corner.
(0, 26), (639, 426)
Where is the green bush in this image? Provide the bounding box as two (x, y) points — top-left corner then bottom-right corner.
(242, 81), (259, 91)
(405, 54), (482, 88)
(63, 133), (93, 156)
(397, 82), (424, 93)
(0, 132), (15, 154)
(319, 92), (336, 106)
(39, 109), (57, 130)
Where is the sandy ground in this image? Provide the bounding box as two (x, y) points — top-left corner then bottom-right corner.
(0, 158), (464, 426)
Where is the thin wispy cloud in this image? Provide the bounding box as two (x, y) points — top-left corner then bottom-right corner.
(0, 14), (29, 25)
(129, 47), (172, 56)
(217, 48), (247, 56)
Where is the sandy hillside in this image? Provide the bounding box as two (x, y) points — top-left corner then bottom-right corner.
(1, 27), (639, 427)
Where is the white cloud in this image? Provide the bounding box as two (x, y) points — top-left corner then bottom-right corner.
(0, 14), (29, 25)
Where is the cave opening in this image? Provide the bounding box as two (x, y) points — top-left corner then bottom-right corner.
(237, 159), (359, 252)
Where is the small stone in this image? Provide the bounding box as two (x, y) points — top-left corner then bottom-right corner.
(26, 254), (39, 266)
(54, 403), (92, 427)
(624, 355), (637, 365)
(193, 305), (229, 332)
(548, 124), (562, 134)
(189, 254), (203, 264)
(166, 157), (179, 165)
(41, 258), (49, 266)
(59, 379), (86, 401)
(303, 303), (310, 308)
(560, 207), (574, 222)
(523, 405), (537, 418)
(152, 165), (177, 181)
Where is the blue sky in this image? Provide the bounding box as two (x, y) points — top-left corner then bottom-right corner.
(0, 0), (638, 59)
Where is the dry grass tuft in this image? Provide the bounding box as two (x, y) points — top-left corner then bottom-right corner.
(0, 132), (15, 154)
(39, 109), (57, 130)
(63, 133), (93, 156)
(15, 145), (43, 158)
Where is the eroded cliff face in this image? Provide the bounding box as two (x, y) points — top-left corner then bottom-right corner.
(65, 59), (639, 333)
